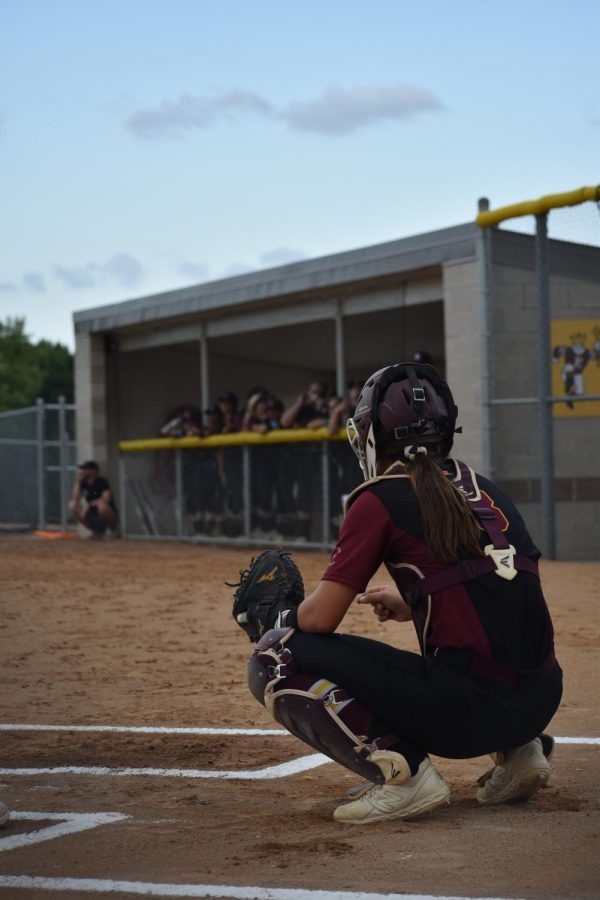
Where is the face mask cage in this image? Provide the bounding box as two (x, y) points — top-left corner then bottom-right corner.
(346, 418), (364, 473)
(347, 418), (378, 481)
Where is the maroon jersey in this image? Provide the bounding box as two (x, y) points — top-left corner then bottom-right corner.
(323, 464), (555, 675)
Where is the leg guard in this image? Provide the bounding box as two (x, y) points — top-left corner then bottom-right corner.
(247, 628), (410, 786)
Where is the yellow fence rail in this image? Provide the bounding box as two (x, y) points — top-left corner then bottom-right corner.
(476, 185), (600, 228)
(119, 427), (347, 453)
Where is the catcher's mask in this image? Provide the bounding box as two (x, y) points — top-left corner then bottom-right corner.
(347, 363), (459, 480)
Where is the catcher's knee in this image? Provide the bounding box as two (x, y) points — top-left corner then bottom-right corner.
(247, 629), (410, 785)
(247, 627), (295, 707)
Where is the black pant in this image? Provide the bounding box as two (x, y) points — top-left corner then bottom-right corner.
(287, 632), (563, 774)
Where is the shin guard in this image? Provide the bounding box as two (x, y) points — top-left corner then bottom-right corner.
(247, 628), (410, 785)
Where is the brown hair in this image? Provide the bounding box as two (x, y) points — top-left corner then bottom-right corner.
(403, 451), (483, 562)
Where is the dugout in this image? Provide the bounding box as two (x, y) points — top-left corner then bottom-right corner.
(73, 206), (600, 559)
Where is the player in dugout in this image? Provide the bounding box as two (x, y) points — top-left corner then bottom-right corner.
(240, 362), (562, 824)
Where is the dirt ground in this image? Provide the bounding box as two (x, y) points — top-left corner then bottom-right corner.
(0, 535), (599, 900)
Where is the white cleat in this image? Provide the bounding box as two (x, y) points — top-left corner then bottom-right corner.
(334, 758), (450, 824)
(476, 737), (551, 805)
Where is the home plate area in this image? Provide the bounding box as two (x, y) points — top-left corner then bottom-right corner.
(0, 725), (599, 899)
(1, 542), (599, 898)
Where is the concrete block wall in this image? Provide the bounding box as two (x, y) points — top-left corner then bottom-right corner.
(488, 255), (600, 558)
(441, 258), (483, 472)
(74, 332), (108, 468)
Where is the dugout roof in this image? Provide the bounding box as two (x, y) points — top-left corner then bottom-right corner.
(73, 222), (479, 337)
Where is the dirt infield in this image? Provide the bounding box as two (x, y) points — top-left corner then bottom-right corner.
(0, 535), (599, 900)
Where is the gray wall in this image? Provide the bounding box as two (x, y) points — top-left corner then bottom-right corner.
(442, 257), (483, 471)
(487, 239), (600, 559)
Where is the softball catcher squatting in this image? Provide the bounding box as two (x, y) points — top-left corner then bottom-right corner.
(230, 362), (562, 825)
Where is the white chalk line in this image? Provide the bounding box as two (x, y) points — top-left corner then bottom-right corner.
(0, 877), (526, 900)
(0, 753), (328, 780)
(0, 725), (596, 780)
(0, 724), (286, 736)
(0, 811), (127, 853)
(1, 724), (598, 744)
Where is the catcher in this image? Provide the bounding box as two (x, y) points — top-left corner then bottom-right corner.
(232, 362), (562, 824)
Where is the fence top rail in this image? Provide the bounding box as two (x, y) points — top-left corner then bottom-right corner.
(119, 426), (347, 453)
(0, 402), (76, 419)
(476, 185), (600, 228)
(42, 403), (76, 411)
(0, 405), (38, 418)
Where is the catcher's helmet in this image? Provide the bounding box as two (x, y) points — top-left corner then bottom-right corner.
(347, 363), (458, 480)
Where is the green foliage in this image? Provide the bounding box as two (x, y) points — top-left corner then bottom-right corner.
(0, 318), (74, 412)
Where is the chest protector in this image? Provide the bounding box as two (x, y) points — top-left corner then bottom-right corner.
(346, 460), (553, 684)
(346, 458), (539, 610)
(400, 459), (540, 608)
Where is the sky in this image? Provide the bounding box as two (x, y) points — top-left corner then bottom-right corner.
(1, 0), (599, 349)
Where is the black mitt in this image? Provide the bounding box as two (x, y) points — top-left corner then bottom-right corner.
(230, 549), (304, 642)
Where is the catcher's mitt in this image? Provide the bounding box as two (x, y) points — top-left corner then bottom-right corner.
(230, 549), (304, 642)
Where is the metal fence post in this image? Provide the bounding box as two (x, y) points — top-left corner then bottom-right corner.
(242, 445), (251, 540)
(58, 395), (68, 531)
(476, 198), (493, 478)
(36, 397), (45, 530)
(174, 449), (183, 537)
(335, 299), (346, 398)
(535, 212), (556, 559)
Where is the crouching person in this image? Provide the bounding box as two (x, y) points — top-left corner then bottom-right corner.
(232, 362), (562, 825)
(69, 460), (118, 537)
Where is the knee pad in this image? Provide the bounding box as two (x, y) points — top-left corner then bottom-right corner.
(247, 627), (295, 707)
(247, 628), (410, 785)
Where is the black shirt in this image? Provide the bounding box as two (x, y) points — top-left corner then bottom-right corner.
(81, 476), (114, 508)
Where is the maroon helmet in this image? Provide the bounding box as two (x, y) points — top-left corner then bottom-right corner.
(347, 363), (459, 480)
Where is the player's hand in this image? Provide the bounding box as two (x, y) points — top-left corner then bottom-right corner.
(356, 585), (412, 622)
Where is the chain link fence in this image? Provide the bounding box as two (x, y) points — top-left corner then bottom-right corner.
(0, 398), (77, 530)
(119, 437), (361, 549)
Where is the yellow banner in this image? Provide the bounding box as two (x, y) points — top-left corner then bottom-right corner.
(551, 319), (600, 417)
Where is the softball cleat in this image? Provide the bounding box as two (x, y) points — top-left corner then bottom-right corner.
(476, 737), (551, 805)
(334, 758), (450, 824)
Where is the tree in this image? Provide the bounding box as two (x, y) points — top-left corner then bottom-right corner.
(0, 318), (74, 412)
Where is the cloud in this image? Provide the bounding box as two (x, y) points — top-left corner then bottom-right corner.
(127, 82), (443, 139)
(103, 253), (144, 288)
(178, 261), (208, 282)
(282, 83), (444, 135)
(53, 253), (144, 290)
(53, 264), (97, 289)
(23, 272), (46, 293)
(128, 90), (274, 138)
(0, 281), (17, 292)
(259, 247), (307, 266)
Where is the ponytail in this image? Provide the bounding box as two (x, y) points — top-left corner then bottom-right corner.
(403, 447), (483, 563)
